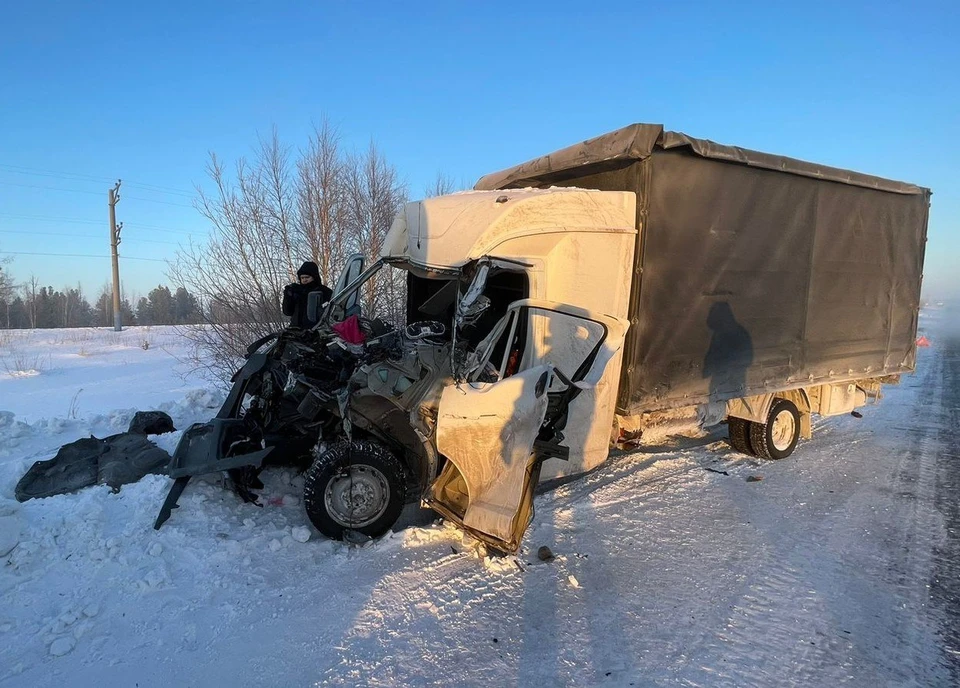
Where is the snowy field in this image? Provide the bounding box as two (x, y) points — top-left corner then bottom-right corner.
(1, 315), (958, 687)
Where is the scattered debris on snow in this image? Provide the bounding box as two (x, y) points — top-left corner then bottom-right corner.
(537, 545), (555, 561)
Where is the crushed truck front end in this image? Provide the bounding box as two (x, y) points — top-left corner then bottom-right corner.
(156, 188), (638, 553)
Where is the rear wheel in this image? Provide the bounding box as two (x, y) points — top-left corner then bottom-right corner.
(727, 416), (754, 455)
(303, 441), (408, 540)
(749, 399), (801, 460)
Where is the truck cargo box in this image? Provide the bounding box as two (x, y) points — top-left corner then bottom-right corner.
(476, 124), (931, 415)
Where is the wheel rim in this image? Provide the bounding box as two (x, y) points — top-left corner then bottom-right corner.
(770, 410), (797, 451)
(323, 465), (391, 528)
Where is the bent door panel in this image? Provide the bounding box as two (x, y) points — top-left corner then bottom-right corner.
(430, 364), (551, 552)
(430, 299), (628, 552)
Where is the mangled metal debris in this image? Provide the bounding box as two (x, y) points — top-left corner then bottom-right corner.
(15, 412), (176, 502)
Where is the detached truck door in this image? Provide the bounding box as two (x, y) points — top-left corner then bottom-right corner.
(428, 299), (628, 553)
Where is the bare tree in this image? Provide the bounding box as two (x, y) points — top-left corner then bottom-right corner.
(170, 144), (293, 381)
(424, 171), (460, 198)
(171, 125), (409, 383)
(0, 258), (12, 298)
(344, 142), (408, 323)
(296, 119), (349, 283)
(0, 255), (13, 323)
(22, 276), (39, 329)
(0, 255), (14, 329)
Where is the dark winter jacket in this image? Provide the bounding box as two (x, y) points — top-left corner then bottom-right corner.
(282, 261), (332, 329)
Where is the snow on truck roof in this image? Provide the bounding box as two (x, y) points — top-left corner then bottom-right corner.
(474, 123), (930, 196)
(381, 187), (637, 267)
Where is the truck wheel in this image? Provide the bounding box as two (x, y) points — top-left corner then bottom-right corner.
(303, 441), (408, 540)
(727, 417), (754, 455)
(750, 399), (801, 460)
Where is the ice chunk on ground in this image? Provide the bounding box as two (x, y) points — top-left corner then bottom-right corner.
(139, 568), (167, 591)
(49, 637), (75, 657)
(291, 526), (311, 543)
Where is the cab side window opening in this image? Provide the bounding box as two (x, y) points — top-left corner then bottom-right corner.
(478, 305), (608, 387)
(335, 262), (406, 326)
(483, 308), (525, 380)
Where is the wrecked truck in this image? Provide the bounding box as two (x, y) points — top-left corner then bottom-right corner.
(157, 123), (930, 554)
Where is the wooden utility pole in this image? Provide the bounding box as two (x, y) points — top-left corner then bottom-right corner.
(108, 180), (123, 331)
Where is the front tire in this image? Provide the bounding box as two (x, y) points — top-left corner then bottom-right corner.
(303, 441), (408, 540)
(749, 399), (801, 460)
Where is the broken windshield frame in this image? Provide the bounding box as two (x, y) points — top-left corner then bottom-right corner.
(454, 261), (490, 331)
(452, 255), (532, 333)
(318, 259), (386, 326)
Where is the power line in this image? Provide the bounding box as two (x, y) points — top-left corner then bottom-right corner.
(123, 195), (194, 208)
(0, 213), (101, 225)
(0, 228), (182, 246)
(0, 250), (167, 263)
(124, 181), (195, 198)
(0, 180), (195, 207)
(0, 163), (112, 185)
(128, 226), (197, 237)
(0, 180), (103, 196)
(0, 163), (195, 197)
(0, 213), (201, 235)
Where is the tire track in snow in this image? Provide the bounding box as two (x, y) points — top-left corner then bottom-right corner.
(881, 343), (950, 684)
(316, 544), (529, 686)
(686, 343), (953, 688)
(930, 327), (960, 682)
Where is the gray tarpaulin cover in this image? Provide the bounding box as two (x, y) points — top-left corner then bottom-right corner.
(476, 124), (930, 415)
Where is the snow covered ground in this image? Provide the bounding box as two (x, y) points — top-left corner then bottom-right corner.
(1, 316), (958, 687)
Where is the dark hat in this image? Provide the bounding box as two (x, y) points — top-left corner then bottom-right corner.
(297, 261), (321, 281)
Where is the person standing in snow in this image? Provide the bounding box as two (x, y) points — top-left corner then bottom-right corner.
(282, 261), (332, 329)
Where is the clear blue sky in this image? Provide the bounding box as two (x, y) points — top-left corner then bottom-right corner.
(1, 1), (957, 301)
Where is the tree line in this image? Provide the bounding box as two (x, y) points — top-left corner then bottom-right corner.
(0, 281), (201, 329)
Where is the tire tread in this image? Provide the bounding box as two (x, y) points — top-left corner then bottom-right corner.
(303, 441), (408, 540)
(728, 417), (754, 455)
